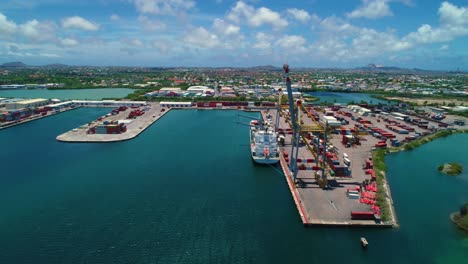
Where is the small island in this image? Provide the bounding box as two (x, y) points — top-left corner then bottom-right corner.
(451, 204), (468, 232)
(438, 162), (463, 176)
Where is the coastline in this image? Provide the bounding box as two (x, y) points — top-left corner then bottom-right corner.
(0, 106), (80, 130)
(373, 129), (468, 225)
(450, 212), (468, 232)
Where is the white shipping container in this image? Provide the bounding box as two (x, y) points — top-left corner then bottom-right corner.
(323, 116), (338, 121)
(320, 120), (341, 127)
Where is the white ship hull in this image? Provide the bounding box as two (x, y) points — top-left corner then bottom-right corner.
(250, 120), (279, 165)
(251, 155), (280, 164)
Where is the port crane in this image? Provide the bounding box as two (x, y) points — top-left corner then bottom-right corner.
(279, 64), (329, 188)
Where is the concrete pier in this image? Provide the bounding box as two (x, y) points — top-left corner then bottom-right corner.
(0, 106), (79, 130)
(57, 102), (170, 142)
(266, 107), (401, 227)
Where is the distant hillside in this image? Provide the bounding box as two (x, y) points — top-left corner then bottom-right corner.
(356, 64), (405, 71)
(0, 61), (462, 74)
(1, 61), (27, 67)
(351, 63), (455, 74)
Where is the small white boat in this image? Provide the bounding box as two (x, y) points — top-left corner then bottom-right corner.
(361, 237), (368, 248)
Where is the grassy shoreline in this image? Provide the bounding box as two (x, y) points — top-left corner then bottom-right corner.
(372, 129), (468, 224)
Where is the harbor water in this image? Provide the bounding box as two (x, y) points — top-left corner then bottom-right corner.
(0, 88), (135, 100)
(310, 91), (390, 105)
(0, 109), (466, 263)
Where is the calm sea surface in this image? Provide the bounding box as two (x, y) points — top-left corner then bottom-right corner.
(0, 109), (466, 263)
(0, 88), (135, 100)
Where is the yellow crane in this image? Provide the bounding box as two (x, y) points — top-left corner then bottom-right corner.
(277, 69), (330, 189)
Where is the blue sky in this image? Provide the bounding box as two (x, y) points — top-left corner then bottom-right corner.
(0, 0), (467, 70)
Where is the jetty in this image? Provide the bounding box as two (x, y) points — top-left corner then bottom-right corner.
(57, 102), (170, 142)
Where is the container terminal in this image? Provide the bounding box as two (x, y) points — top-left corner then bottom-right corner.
(258, 64), (468, 227)
(2, 71), (467, 227)
(0, 99), (147, 130)
(56, 101), (275, 142)
(0, 99), (79, 130)
(56, 101), (167, 142)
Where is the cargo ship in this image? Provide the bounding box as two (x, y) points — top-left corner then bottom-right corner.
(250, 120), (280, 164)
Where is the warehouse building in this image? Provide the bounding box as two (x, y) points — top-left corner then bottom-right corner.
(187, 86), (214, 95)
(71, 100), (146, 107)
(6, 98), (49, 110)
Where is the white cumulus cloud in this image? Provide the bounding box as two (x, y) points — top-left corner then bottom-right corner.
(287, 8), (311, 23)
(183, 27), (220, 48)
(0, 12), (17, 37)
(253, 32), (273, 50)
(59, 38), (79, 46)
(319, 16), (359, 36)
(275, 35), (307, 50)
(19, 20), (57, 42)
(131, 0), (195, 15)
(110, 14), (120, 21)
(347, 0), (393, 19)
(62, 16), (99, 31)
(138, 16), (166, 31)
(311, 2), (468, 61)
(405, 23), (468, 43)
(227, 1), (288, 30)
(351, 28), (411, 56)
(438, 1), (468, 26)
(404, 2), (468, 44)
(213, 19), (240, 36)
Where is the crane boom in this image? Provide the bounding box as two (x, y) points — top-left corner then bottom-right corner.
(283, 64), (301, 179)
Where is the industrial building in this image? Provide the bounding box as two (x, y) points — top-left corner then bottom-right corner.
(71, 100), (146, 107)
(0, 85), (25, 89)
(160, 102), (193, 108)
(187, 86), (214, 95)
(6, 98), (49, 110)
(219, 87), (236, 97)
(46, 101), (75, 110)
(160, 87), (182, 93)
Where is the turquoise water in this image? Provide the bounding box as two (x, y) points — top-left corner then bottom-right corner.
(0, 88), (135, 100)
(385, 134), (468, 263)
(310, 91), (390, 105)
(0, 109), (466, 263)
